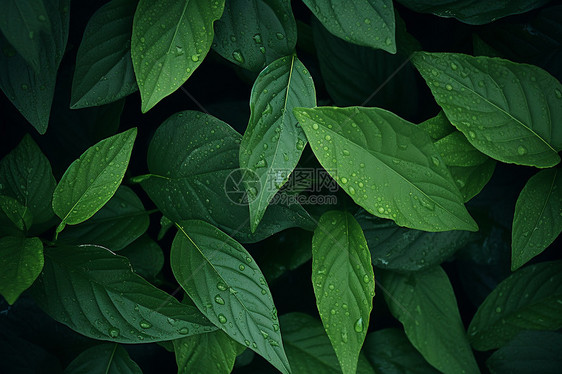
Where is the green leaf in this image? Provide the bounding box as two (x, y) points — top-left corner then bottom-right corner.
(468, 260), (562, 351)
(64, 343), (142, 374)
(0, 134), (56, 228)
(240, 54), (316, 232)
(355, 210), (472, 272)
(170, 220), (290, 374)
(70, 0), (138, 109)
(381, 267), (479, 374)
(486, 331), (562, 374)
(412, 52), (562, 168)
(140, 111), (314, 243)
(0, 0), (69, 134)
(302, 0), (396, 53)
(363, 328), (439, 374)
(311, 211), (374, 374)
(157, 215), (173, 240)
(131, 0), (225, 112)
(213, 0), (297, 71)
(281, 312), (375, 374)
(58, 186), (149, 251)
(0, 0), (51, 72)
(52, 128), (137, 232)
(512, 169), (562, 270)
(119, 235), (164, 279)
(260, 230), (312, 282)
(0, 195), (33, 232)
(294, 106), (477, 232)
(396, 0), (549, 25)
(173, 330), (240, 374)
(31, 244), (216, 343)
(0, 236), (43, 305)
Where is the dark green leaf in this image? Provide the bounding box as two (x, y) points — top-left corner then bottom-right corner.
(64, 343), (141, 374)
(294, 106), (477, 232)
(170, 220), (290, 374)
(131, 0), (225, 112)
(0, 195), (33, 232)
(240, 54), (316, 232)
(31, 244), (216, 343)
(260, 229), (312, 282)
(70, 0), (138, 109)
(213, 0), (296, 71)
(0, 236), (43, 305)
(311, 211), (374, 374)
(468, 260), (562, 351)
(119, 235), (164, 279)
(381, 267), (479, 374)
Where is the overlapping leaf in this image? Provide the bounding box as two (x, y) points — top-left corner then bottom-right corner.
(64, 344), (142, 374)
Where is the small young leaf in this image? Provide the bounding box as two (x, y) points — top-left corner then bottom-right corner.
(131, 0), (225, 112)
(64, 344), (142, 374)
(240, 54), (316, 232)
(512, 169), (562, 270)
(52, 128), (137, 231)
(311, 211), (374, 374)
(0, 236), (43, 305)
(31, 244), (216, 343)
(302, 0), (396, 53)
(294, 106), (477, 232)
(119, 235), (164, 279)
(381, 267), (479, 374)
(170, 220), (291, 374)
(468, 260), (562, 351)
(71, 0), (138, 109)
(412, 52), (562, 168)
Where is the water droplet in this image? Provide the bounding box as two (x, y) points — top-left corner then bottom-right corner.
(468, 131), (476, 139)
(179, 327), (189, 335)
(239, 264), (245, 271)
(324, 135), (331, 141)
(312, 123), (319, 130)
(276, 32), (284, 40)
(232, 50), (244, 64)
(450, 62), (458, 70)
(555, 89), (562, 99)
(495, 307), (502, 313)
(364, 18), (371, 24)
(215, 295), (225, 305)
(377, 207), (385, 214)
(328, 284), (335, 290)
(431, 156), (440, 166)
(517, 145), (527, 155)
(354, 318), (364, 333)
(363, 274), (370, 283)
(139, 320), (152, 329)
(108, 327), (120, 338)
(38, 15), (47, 21)
(340, 177), (348, 184)
(218, 314), (227, 324)
(260, 330), (269, 339)
(341, 331), (348, 343)
(446, 84), (453, 91)
(191, 54), (199, 62)
(259, 46), (266, 54)
(296, 139), (305, 150)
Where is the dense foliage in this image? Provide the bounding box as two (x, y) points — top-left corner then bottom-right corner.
(1, 0), (562, 373)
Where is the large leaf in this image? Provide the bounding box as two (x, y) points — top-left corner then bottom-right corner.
(396, 0), (549, 25)
(363, 328), (439, 374)
(512, 169), (562, 270)
(0, 134), (56, 228)
(302, 0), (396, 53)
(0, 0), (51, 72)
(281, 312), (375, 374)
(381, 267), (479, 374)
(311, 211), (374, 374)
(240, 54), (316, 232)
(0, 0), (69, 134)
(212, 0), (296, 71)
(131, 0), (225, 112)
(52, 128), (137, 233)
(119, 235), (164, 280)
(31, 244), (216, 343)
(173, 330), (240, 374)
(70, 0), (138, 109)
(0, 236), (43, 305)
(139, 111), (314, 243)
(293, 106), (477, 232)
(486, 331), (562, 374)
(412, 52), (562, 168)
(170, 220), (290, 374)
(58, 186), (149, 251)
(468, 260), (562, 351)
(64, 343), (141, 374)
(355, 210), (472, 272)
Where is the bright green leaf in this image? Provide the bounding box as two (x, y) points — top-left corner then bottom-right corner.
(468, 260), (562, 351)
(170, 220), (290, 374)
(512, 169), (562, 270)
(240, 54), (316, 232)
(31, 244), (216, 343)
(58, 186), (150, 251)
(412, 52), (562, 168)
(64, 343), (142, 374)
(294, 106), (477, 232)
(0, 236), (43, 305)
(70, 0), (138, 109)
(381, 267), (479, 374)
(302, 0), (396, 53)
(311, 210), (374, 374)
(119, 235), (164, 279)
(131, 0), (225, 112)
(52, 128), (137, 232)
(213, 0), (297, 71)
